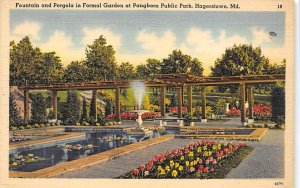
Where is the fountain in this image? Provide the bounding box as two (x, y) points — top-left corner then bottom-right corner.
(129, 81), (153, 134)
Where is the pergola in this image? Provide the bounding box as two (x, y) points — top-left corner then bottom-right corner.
(18, 74), (285, 124)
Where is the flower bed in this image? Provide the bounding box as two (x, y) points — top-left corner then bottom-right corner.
(107, 112), (161, 120)
(120, 140), (248, 179)
(9, 136), (31, 143)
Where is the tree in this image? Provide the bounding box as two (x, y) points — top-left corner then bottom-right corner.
(64, 61), (88, 83)
(145, 58), (162, 79)
(135, 64), (148, 79)
(81, 97), (88, 122)
(117, 62), (135, 80)
(31, 93), (47, 124)
(85, 35), (117, 81)
(10, 37), (42, 85)
(211, 44), (271, 92)
(161, 50), (204, 76)
(213, 98), (227, 119)
(34, 52), (64, 84)
(271, 87), (285, 124)
(170, 93), (178, 107)
(9, 93), (22, 126)
(62, 90), (80, 125)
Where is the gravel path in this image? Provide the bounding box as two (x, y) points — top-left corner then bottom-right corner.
(226, 129), (284, 178)
(55, 129), (284, 179)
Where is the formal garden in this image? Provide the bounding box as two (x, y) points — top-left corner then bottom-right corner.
(8, 35), (286, 178)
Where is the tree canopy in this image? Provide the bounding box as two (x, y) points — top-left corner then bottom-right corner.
(161, 50), (204, 76)
(85, 35), (117, 81)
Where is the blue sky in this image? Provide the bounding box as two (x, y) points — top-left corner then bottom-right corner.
(10, 10), (285, 75)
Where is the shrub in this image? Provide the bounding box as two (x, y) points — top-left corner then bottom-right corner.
(46, 123), (50, 127)
(10, 126), (17, 131)
(19, 126), (25, 130)
(34, 124), (40, 128)
(40, 124), (45, 128)
(76, 122), (81, 126)
(26, 125), (32, 129)
(95, 123), (100, 127)
(51, 122), (55, 126)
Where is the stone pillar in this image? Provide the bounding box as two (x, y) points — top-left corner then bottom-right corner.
(91, 90), (97, 121)
(51, 90), (58, 121)
(24, 90), (29, 122)
(187, 85), (193, 116)
(160, 86), (166, 118)
(201, 86), (207, 122)
(177, 87), (183, 118)
(115, 88), (121, 121)
(247, 86), (254, 119)
(240, 83), (246, 123)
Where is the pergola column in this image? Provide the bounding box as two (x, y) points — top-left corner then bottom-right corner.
(201, 86), (207, 122)
(51, 90), (58, 120)
(247, 86), (254, 119)
(177, 87), (183, 118)
(91, 90), (97, 121)
(160, 86), (166, 118)
(115, 88), (121, 121)
(187, 85), (193, 116)
(23, 90), (29, 122)
(240, 83), (246, 123)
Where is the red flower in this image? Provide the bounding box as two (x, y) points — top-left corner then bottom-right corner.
(140, 165), (145, 171)
(133, 168), (139, 176)
(146, 164), (151, 171)
(203, 167), (209, 173)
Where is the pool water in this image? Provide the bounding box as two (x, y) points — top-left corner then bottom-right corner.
(9, 132), (160, 172)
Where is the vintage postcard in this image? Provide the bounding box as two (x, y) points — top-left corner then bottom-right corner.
(0, 0), (295, 187)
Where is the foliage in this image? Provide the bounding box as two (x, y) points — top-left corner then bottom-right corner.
(9, 93), (22, 126)
(30, 93), (47, 124)
(211, 44), (283, 92)
(183, 113), (192, 125)
(135, 59), (162, 80)
(125, 140), (247, 179)
(85, 35), (117, 81)
(213, 99), (227, 118)
(117, 62), (136, 80)
(64, 61), (88, 83)
(81, 97), (88, 122)
(10, 37), (64, 85)
(161, 50), (203, 76)
(271, 87), (285, 123)
(170, 94), (178, 107)
(62, 90), (80, 125)
(105, 99), (112, 116)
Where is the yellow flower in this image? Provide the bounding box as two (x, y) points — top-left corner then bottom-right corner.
(175, 162), (179, 168)
(180, 156), (184, 161)
(165, 165), (170, 172)
(204, 151), (208, 156)
(179, 166), (184, 171)
(212, 145), (217, 150)
(170, 160), (174, 167)
(208, 151), (212, 156)
(159, 169), (166, 175)
(188, 151), (194, 157)
(193, 160), (197, 165)
(157, 166), (163, 171)
(197, 147), (201, 153)
(185, 161), (190, 166)
(203, 146), (207, 151)
(171, 170), (178, 177)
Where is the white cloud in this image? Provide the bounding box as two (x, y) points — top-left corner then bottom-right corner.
(40, 31), (84, 66)
(251, 27), (271, 46)
(11, 21), (41, 41)
(82, 27), (121, 50)
(137, 30), (176, 56)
